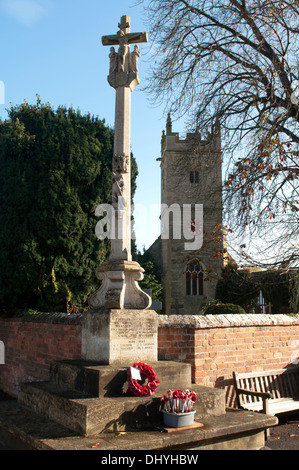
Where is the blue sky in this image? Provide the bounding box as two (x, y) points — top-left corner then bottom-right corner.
(0, 0), (175, 251)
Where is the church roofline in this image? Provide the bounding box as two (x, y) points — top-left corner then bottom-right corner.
(161, 131), (221, 156)
(160, 113), (221, 159)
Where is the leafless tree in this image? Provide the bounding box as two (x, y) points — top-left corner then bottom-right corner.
(138, 0), (299, 269)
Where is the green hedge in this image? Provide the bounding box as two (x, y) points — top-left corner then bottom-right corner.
(201, 300), (246, 315)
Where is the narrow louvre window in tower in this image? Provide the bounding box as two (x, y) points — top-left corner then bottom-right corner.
(190, 171), (199, 183)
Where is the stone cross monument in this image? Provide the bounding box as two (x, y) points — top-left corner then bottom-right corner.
(83, 17), (158, 364)
(88, 16), (152, 312)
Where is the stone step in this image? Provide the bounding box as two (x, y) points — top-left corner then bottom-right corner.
(18, 380), (225, 436)
(49, 360), (193, 398)
(18, 381), (162, 435)
(18, 359), (226, 436)
(0, 399), (278, 451)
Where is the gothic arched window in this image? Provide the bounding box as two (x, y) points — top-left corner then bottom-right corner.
(186, 259), (204, 296)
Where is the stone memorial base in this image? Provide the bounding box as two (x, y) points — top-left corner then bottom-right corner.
(17, 359), (204, 435)
(0, 307), (278, 450)
(81, 308), (158, 364)
(1, 368), (277, 450)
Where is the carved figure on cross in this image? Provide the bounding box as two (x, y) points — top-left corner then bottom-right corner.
(102, 15), (148, 49)
(102, 16), (148, 86)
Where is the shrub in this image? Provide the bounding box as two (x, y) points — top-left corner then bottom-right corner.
(201, 300), (246, 315)
(215, 264), (259, 311)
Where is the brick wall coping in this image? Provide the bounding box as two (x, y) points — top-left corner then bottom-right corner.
(0, 312), (84, 325)
(158, 313), (299, 329)
(2, 312), (299, 329)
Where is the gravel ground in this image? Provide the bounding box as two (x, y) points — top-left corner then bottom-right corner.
(264, 412), (299, 450)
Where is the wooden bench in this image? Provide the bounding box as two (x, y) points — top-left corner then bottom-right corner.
(233, 367), (299, 416)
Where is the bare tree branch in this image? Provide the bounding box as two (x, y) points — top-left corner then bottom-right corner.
(139, 0), (299, 268)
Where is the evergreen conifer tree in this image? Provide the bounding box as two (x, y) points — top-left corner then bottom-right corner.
(0, 99), (138, 314)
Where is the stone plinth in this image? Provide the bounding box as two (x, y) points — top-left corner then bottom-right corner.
(17, 360), (226, 435)
(49, 360), (193, 398)
(81, 308), (158, 364)
(2, 396), (278, 449)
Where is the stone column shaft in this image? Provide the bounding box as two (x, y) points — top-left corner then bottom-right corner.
(110, 86), (132, 261)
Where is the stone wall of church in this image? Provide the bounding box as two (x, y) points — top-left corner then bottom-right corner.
(158, 128), (224, 315)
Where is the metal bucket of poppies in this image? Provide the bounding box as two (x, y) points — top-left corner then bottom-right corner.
(161, 389), (197, 428)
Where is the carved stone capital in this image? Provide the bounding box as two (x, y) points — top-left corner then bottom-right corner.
(113, 153), (129, 173)
(108, 71), (140, 91)
(88, 261), (152, 310)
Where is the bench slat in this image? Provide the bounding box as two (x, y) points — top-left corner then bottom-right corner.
(277, 374), (286, 397)
(244, 378), (253, 402)
(234, 367), (299, 379)
(289, 373), (299, 396)
(253, 377), (259, 402)
(263, 375), (269, 394)
(273, 375), (281, 399)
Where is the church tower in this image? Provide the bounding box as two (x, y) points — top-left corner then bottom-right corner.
(150, 115), (225, 315)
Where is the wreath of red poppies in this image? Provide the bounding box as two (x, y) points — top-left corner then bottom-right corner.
(127, 362), (160, 397)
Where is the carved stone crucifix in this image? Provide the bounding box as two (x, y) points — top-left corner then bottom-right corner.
(102, 15), (148, 89)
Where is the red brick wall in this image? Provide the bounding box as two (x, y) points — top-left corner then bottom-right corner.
(0, 313), (82, 397)
(158, 314), (299, 406)
(1, 313), (299, 405)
